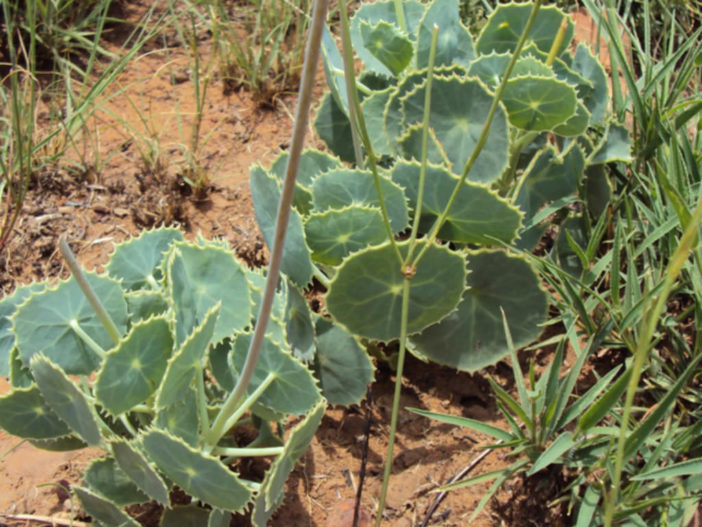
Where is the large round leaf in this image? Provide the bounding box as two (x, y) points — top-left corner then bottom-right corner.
(13, 273), (127, 375)
(400, 77), (509, 183)
(96, 316), (173, 415)
(410, 250), (547, 372)
(0, 385), (71, 439)
(83, 457), (149, 507)
(304, 206), (388, 265)
(502, 76), (577, 131)
(0, 282), (45, 377)
(326, 240), (466, 341)
(390, 160), (522, 244)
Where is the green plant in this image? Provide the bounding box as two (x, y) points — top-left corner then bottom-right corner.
(0, 229), (337, 525)
(207, 0), (312, 102)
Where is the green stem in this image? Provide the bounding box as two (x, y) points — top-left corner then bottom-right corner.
(338, 0), (402, 264)
(205, 0), (329, 449)
(119, 415), (138, 438)
(146, 274), (161, 291)
(196, 365), (210, 435)
(603, 195), (702, 527)
(312, 266), (330, 289)
(404, 25), (439, 265)
(376, 278), (411, 526)
(412, 0), (544, 267)
(206, 372), (277, 450)
(213, 446), (284, 457)
(69, 319), (106, 359)
(59, 238), (121, 345)
(392, 0), (407, 33)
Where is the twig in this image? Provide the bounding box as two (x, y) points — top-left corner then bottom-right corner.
(0, 513), (91, 527)
(420, 444), (500, 527)
(353, 386), (373, 527)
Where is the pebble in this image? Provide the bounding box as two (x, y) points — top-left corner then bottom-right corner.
(113, 207), (129, 218)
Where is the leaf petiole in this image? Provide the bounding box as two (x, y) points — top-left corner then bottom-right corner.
(68, 318), (106, 359)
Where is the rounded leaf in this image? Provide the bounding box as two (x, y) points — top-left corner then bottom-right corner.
(410, 250), (547, 372)
(502, 76), (577, 131)
(326, 240), (466, 341)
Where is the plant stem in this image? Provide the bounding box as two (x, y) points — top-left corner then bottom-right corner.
(412, 0), (544, 267)
(392, 0), (407, 33)
(206, 373), (277, 450)
(204, 0), (329, 448)
(59, 238), (121, 345)
(405, 25), (439, 265)
(337, 0), (402, 263)
(196, 365), (210, 434)
(213, 446), (284, 457)
(603, 195), (702, 527)
(68, 319), (106, 359)
(376, 278), (411, 526)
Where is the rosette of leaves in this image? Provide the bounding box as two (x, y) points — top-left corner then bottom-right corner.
(0, 228), (333, 525)
(316, 0), (631, 259)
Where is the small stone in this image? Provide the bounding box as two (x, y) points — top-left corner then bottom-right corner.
(93, 204), (110, 214)
(113, 207), (129, 218)
(58, 206), (73, 215)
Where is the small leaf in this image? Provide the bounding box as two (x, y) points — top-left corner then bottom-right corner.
(360, 20), (413, 76)
(590, 122), (633, 164)
(527, 432), (576, 475)
(407, 407), (512, 441)
(30, 356), (101, 446)
(390, 160), (522, 244)
(633, 458), (702, 481)
(155, 385), (200, 447)
(0, 282), (45, 377)
(554, 101), (591, 137)
(304, 206), (388, 265)
(106, 227), (184, 291)
(125, 290), (168, 323)
(156, 303), (220, 408)
(576, 368), (632, 434)
(250, 165), (316, 287)
(141, 429), (253, 513)
(468, 52), (511, 91)
(112, 439), (170, 506)
(410, 250), (547, 372)
(361, 88), (394, 157)
(400, 76), (509, 182)
(29, 434), (86, 452)
(312, 168), (409, 233)
(476, 3), (574, 56)
(96, 316), (173, 415)
(208, 509), (231, 527)
(73, 485), (139, 527)
(84, 456), (150, 507)
(230, 333), (321, 415)
(285, 284), (316, 362)
(314, 318), (374, 405)
(326, 240), (466, 341)
(314, 92), (356, 163)
(252, 399), (326, 526)
(571, 43), (608, 124)
(13, 273), (127, 374)
(270, 149), (341, 214)
(350, 0), (426, 75)
(416, 0), (474, 69)
(502, 76), (577, 131)
(0, 385), (71, 439)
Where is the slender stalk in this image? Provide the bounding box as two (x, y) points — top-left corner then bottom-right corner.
(205, 0), (329, 448)
(392, 0), (407, 33)
(412, 0), (544, 267)
(376, 279), (411, 526)
(337, 0), (402, 263)
(213, 446), (284, 457)
(404, 25), (439, 265)
(603, 195), (702, 526)
(196, 365), (210, 434)
(69, 319), (106, 358)
(207, 373), (277, 450)
(59, 238), (121, 345)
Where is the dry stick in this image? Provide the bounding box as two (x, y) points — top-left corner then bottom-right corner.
(419, 444), (500, 527)
(206, 0), (330, 447)
(0, 513), (90, 527)
(353, 386), (373, 527)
